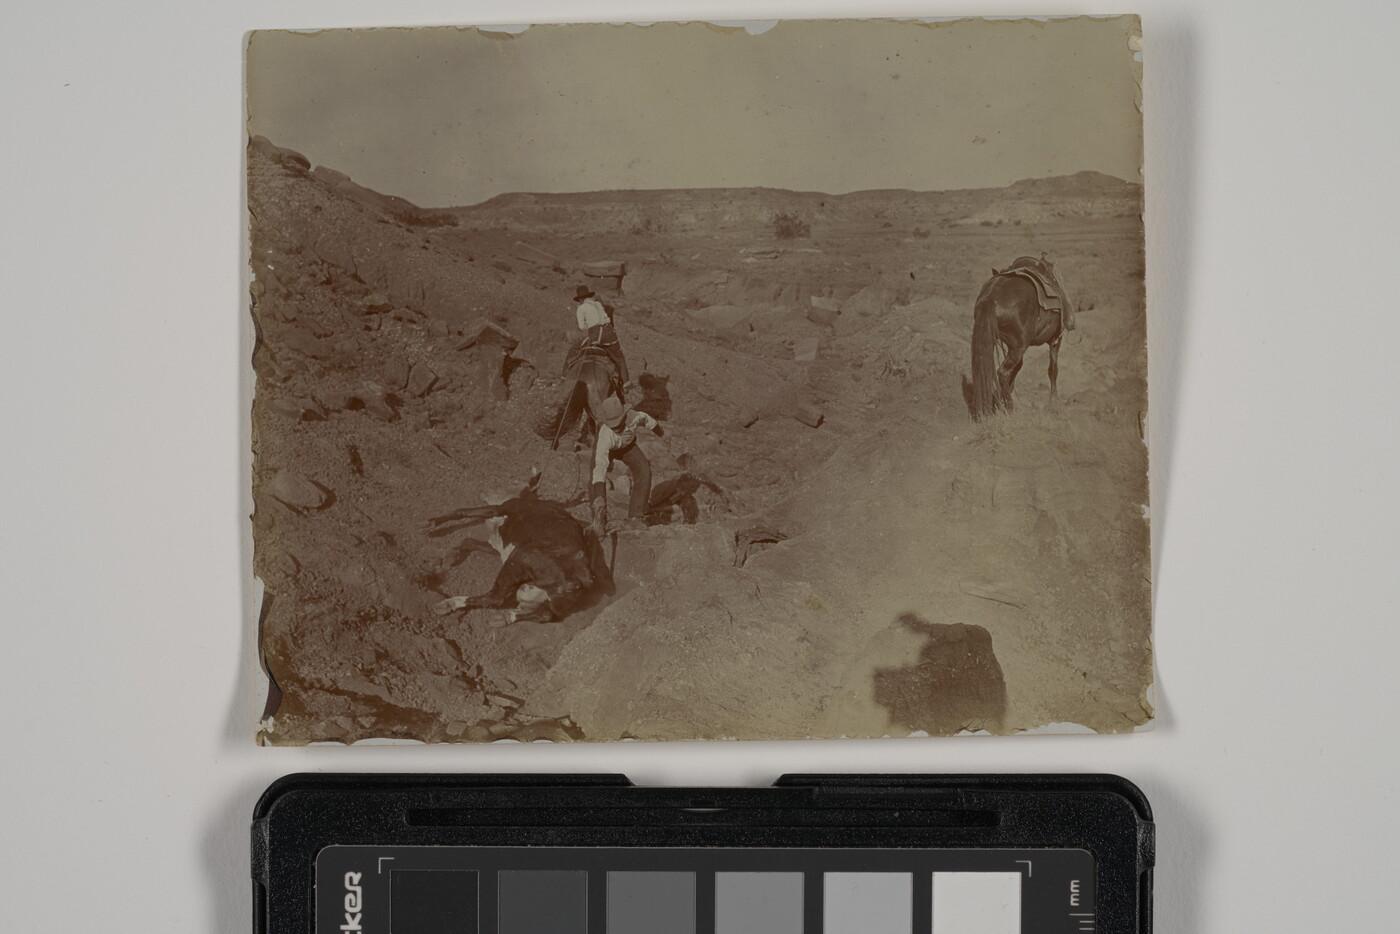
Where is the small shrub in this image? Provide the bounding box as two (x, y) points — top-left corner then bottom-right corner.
(912, 227), (931, 239)
(772, 211), (811, 240)
(630, 216), (666, 236)
(396, 206), (459, 228)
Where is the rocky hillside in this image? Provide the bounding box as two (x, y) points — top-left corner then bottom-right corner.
(248, 136), (1151, 744)
(955, 171), (1143, 227)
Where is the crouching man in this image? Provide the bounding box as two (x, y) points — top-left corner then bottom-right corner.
(591, 396), (656, 533)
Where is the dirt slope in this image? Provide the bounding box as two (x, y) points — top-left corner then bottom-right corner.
(248, 137), (1150, 744)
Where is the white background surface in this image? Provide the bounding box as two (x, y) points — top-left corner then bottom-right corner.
(3, 1), (1397, 931)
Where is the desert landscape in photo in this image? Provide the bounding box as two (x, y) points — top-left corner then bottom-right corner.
(247, 17), (1151, 745)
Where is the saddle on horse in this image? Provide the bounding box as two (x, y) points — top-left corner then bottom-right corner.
(992, 254), (1075, 331)
(563, 343), (623, 382)
(567, 321), (628, 380)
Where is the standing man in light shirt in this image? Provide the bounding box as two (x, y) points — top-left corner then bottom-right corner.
(590, 396), (656, 533)
(570, 284), (631, 394)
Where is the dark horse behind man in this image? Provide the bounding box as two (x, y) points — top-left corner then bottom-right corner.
(963, 255), (1083, 421)
(535, 346), (621, 449)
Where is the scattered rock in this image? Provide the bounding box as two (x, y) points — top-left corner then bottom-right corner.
(406, 362), (438, 397)
(513, 241), (561, 266)
(807, 296), (841, 327)
(358, 291), (392, 314)
(268, 396), (324, 421)
(794, 337), (820, 362)
(385, 268), (428, 310)
(380, 577), (431, 616)
(507, 359), (537, 394)
(382, 358), (410, 392)
(361, 394), (394, 422)
(738, 388), (799, 429)
(734, 526), (789, 567)
(458, 320), (519, 353)
(792, 402), (825, 428)
(269, 298), (299, 325)
(608, 524), (736, 590)
(435, 360), (467, 381)
(316, 388), (356, 411)
(255, 267), (286, 300)
(427, 395), (463, 425)
(312, 233), (357, 275)
(580, 260), (625, 278)
(458, 321), (519, 401)
(279, 324), (332, 359)
(580, 259), (626, 291)
(689, 304), (752, 330)
(265, 470), (330, 510)
(316, 384), (395, 421)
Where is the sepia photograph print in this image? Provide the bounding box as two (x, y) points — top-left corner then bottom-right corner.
(247, 16), (1150, 745)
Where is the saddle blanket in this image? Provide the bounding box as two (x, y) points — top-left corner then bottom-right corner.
(995, 265), (1064, 312)
(993, 257), (1075, 330)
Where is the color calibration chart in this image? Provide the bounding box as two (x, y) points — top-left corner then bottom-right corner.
(316, 846), (1097, 933)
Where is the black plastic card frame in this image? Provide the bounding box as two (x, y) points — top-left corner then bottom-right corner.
(253, 773), (1153, 933)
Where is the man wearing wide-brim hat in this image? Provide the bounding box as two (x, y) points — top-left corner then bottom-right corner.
(590, 396), (656, 533)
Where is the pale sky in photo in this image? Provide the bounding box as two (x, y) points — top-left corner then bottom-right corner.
(247, 17), (1142, 207)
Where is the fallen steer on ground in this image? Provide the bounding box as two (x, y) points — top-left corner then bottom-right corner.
(425, 478), (614, 623)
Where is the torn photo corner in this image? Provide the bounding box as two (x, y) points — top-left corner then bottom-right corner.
(246, 16), (1150, 746)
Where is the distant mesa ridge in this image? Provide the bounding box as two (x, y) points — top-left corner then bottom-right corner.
(466, 171), (1140, 210)
(249, 134), (1141, 232)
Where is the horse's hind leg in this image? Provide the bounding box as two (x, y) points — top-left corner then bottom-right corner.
(998, 345), (1025, 410)
(1048, 335), (1062, 403)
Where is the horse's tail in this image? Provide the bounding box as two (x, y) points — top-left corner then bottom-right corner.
(967, 291), (1002, 421)
(534, 379), (589, 448)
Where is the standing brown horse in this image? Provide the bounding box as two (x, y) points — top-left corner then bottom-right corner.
(964, 258), (1078, 420)
(534, 347), (621, 449)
